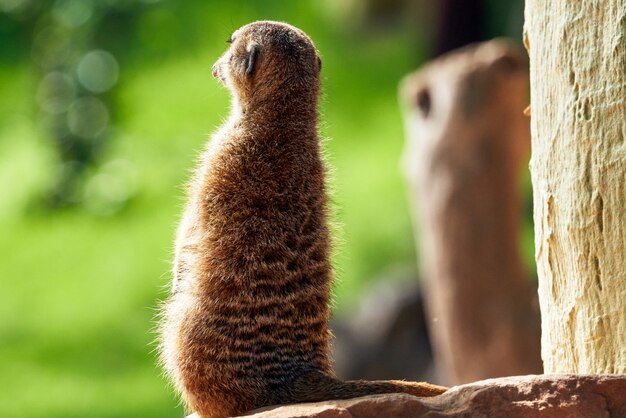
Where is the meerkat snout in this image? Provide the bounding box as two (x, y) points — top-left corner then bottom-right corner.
(212, 41), (260, 88)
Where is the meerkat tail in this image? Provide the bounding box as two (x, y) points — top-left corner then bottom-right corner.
(289, 372), (447, 403)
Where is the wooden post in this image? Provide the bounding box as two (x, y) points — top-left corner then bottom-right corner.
(400, 40), (542, 384)
(524, 0), (626, 373)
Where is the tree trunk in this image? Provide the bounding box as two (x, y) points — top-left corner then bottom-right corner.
(400, 40), (542, 385)
(524, 1), (626, 373)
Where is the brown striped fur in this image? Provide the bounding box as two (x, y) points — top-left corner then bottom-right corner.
(160, 21), (446, 418)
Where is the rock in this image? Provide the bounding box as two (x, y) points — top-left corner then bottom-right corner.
(237, 374), (626, 418)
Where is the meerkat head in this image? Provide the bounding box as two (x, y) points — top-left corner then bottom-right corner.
(212, 21), (322, 109)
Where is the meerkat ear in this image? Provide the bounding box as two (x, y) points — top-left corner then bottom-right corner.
(245, 44), (260, 76)
(317, 56), (322, 72)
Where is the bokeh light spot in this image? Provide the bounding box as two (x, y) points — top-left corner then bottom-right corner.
(67, 97), (109, 139)
(77, 50), (119, 93)
(36, 72), (76, 114)
(32, 25), (72, 68)
(83, 159), (137, 216)
(52, 0), (93, 28)
(0, 0), (30, 14)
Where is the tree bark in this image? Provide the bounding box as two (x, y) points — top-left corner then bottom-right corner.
(400, 40), (542, 385)
(524, 1), (626, 373)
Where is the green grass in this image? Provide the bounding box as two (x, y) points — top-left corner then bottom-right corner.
(0, 2), (434, 417)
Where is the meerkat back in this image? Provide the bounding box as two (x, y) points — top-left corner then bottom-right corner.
(160, 20), (446, 418)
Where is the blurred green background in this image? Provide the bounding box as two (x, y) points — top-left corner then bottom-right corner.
(0, 1), (527, 417)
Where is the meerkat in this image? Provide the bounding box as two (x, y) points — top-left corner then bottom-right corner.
(160, 21), (447, 418)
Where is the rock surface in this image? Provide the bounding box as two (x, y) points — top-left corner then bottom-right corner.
(235, 375), (626, 418)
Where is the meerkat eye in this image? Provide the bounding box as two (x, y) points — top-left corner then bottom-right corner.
(226, 37), (234, 44)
